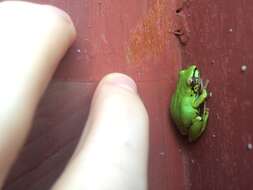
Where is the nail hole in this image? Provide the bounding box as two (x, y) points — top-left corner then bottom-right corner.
(174, 29), (183, 36)
(176, 8), (182, 13)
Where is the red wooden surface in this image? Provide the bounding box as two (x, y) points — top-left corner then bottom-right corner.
(4, 0), (253, 189)
(181, 0), (253, 189)
(3, 0), (185, 190)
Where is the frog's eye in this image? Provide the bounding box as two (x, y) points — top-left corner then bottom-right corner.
(187, 78), (193, 86)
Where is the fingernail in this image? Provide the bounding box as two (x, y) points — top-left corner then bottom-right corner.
(44, 5), (73, 24)
(103, 73), (138, 93)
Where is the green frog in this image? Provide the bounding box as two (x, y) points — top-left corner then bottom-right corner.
(170, 65), (209, 142)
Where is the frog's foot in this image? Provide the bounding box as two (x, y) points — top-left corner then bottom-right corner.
(204, 107), (209, 116)
(202, 88), (208, 99)
(201, 107), (209, 133)
(188, 110), (209, 142)
(201, 80), (209, 101)
(200, 79), (209, 91)
(193, 89), (208, 108)
(203, 79), (209, 89)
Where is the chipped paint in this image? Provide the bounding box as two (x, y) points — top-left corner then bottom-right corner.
(127, 0), (174, 63)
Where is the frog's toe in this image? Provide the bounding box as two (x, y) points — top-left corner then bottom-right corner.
(204, 107), (209, 115)
(202, 89), (208, 99)
(204, 79), (210, 89)
(203, 108), (209, 124)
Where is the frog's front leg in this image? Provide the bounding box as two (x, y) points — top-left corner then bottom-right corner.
(193, 88), (208, 108)
(188, 108), (209, 142)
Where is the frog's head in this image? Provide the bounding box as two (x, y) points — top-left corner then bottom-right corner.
(179, 65), (201, 93)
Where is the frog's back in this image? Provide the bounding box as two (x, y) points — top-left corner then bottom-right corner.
(170, 92), (184, 126)
(170, 94), (197, 134)
(180, 97), (197, 126)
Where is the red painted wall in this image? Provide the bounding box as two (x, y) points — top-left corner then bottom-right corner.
(181, 0), (253, 189)
(3, 0), (253, 190)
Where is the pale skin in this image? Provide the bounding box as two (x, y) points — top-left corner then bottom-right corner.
(0, 1), (149, 190)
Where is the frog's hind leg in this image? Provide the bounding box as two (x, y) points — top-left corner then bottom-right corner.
(188, 108), (209, 142)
